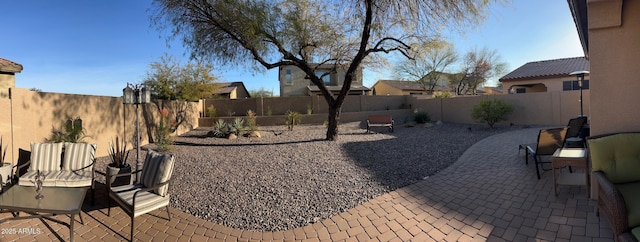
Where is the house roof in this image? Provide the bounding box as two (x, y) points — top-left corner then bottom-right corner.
(0, 58), (23, 73)
(499, 57), (589, 82)
(374, 80), (450, 91)
(214, 82), (250, 97)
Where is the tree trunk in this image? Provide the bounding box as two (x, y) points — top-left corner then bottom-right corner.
(326, 104), (340, 141)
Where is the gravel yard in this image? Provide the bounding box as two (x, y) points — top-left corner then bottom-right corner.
(98, 121), (518, 232)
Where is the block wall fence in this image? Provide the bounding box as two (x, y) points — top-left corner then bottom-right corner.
(1, 87), (589, 166)
(0, 88), (201, 165)
(200, 90), (590, 127)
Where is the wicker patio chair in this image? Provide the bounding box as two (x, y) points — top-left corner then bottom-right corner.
(588, 132), (640, 242)
(108, 150), (175, 241)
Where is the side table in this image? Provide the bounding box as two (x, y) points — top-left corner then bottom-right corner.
(552, 148), (589, 197)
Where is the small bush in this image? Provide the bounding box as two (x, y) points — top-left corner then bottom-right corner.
(266, 106), (272, 116)
(285, 110), (301, 131)
(471, 99), (514, 129)
(206, 105), (217, 118)
(414, 111), (431, 124)
(155, 108), (173, 151)
(434, 91), (452, 98)
(246, 110), (258, 132)
(306, 104), (313, 115)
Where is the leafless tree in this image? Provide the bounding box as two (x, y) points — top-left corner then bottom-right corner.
(151, 0), (499, 140)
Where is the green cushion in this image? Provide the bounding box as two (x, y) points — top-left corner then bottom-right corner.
(632, 227), (640, 241)
(616, 182), (640, 228)
(589, 134), (640, 183)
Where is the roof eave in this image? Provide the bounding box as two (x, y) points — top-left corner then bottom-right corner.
(567, 0), (589, 57)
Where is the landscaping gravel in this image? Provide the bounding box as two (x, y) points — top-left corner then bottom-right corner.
(97, 121), (518, 232)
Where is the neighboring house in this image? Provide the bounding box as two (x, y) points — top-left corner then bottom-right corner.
(568, 0), (640, 136)
(478, 87), (503, 95)
(0, 58), (23, 97)
(370, 80), (451, 96)
(213, 82), (250, 99)
(278, 64), (370, 96)
(499, 57), (590, 94)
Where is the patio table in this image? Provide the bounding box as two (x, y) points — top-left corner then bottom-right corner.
(0, 185), (87, 242)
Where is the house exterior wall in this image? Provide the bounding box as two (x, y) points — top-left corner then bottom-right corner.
(278, 64), (363, 97)
(502, 75), (590, 94)
(587, 0), (640, 136)
(371, 81), (433, 96)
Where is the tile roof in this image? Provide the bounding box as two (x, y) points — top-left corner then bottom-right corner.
(375, 80), (450, 91)
(499, 57), (589, 81)
(0, 57), (23, 73)
(214, 82), (250, 95)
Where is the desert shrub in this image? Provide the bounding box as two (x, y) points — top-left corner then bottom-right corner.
(246, 110), (258, 132)
(434, 91), (452, 98)
(155, 108), (173, 151)
(471, 99), (514, 129)
(206, 105), (217, 118)
(306, 104), (313, 115)
(285, 110), (301, 131)
(266, 106), (272, 116)
(48, 117), (87, 143)
(414, 111), (431, 124)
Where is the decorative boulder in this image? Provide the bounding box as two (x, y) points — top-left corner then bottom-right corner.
(228, 134), (238, 140)
(248, 131), (261, 138)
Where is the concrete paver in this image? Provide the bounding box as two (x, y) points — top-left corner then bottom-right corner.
(0, 128), (614, 241)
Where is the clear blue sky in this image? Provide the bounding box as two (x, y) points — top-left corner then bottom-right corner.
(1, 0), (583, 97)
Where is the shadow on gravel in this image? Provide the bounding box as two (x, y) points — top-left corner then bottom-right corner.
(342, 124), (514, 190)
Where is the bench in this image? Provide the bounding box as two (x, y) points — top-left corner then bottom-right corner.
(367, 115), (394, 133)
(10, 142), (96, 202)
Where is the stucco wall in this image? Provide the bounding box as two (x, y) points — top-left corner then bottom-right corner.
(0, 74), (15, 98)
(503, 75), (590, 94)
(202, 92), (588, 128)
(587, 0), (640, 135)
(1, 88), (200, 166)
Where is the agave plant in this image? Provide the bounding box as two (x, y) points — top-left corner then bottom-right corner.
(108, 137), (129, 168)
(209, 119), (229, 138)
(230, 117), (245, 135)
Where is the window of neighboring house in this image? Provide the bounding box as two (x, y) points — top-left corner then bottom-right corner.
(285, 69), (292, 85)
(516, 88), (526, 93)
(315, 70), (331, 85)
(410, 92), (423, 95)
(563, 80), (590, 91)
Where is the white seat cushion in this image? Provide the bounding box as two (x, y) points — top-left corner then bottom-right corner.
(55, 171), (93, 187)
(111, 184), (171, 218)
(18, 170), (59, 186)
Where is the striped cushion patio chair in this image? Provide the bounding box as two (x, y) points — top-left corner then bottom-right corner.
(108, 150), (175, 241)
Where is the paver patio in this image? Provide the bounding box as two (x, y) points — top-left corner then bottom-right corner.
(0, 127), (614, 241)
